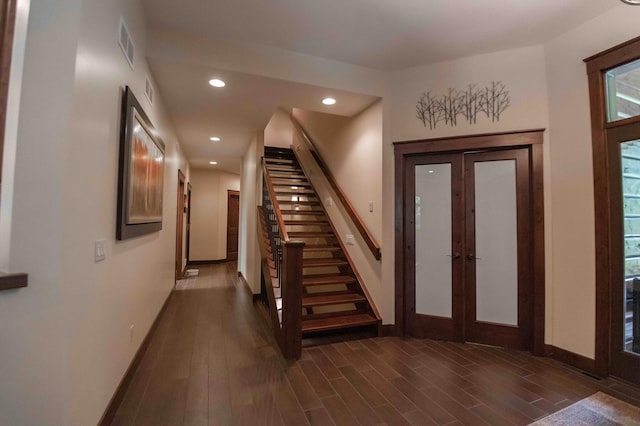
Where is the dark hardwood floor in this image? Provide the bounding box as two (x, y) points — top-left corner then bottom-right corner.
(109, 262), (640, 425)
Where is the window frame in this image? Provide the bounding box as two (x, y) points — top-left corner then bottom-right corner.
(585, 35), (640, 376)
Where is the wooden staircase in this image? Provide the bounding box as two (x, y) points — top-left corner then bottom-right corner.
(263, 146), (380, 338)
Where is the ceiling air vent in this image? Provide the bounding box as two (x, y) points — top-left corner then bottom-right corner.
(118, 18), (134, 69)
(145, 77), (154, 105)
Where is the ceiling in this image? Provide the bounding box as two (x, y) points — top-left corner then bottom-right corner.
(143, 0), (618, 71)
(149, 59), (379, 173)
(142, 0), (621, 173)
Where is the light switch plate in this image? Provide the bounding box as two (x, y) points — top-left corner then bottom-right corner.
(326, 197), (333, 207)
(95, 239), (107, 262)
(346, 234), (355, 245)
(369, 201), (374, 212)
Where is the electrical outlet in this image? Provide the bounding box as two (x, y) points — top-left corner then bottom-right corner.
(346, 234), (355, 245)
(326, 197), (333, 207)
(95, 239), (107, 262)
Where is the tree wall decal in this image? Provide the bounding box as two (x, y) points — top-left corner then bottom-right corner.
(415, 81), (511, 128)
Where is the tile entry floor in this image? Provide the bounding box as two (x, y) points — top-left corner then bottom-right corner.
(109, 262), (640, 425)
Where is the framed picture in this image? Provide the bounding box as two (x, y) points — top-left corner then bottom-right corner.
(117, 86), (165, 240)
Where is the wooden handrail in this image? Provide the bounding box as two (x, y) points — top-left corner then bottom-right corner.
(0, 272), (27, 291)
(261, 158), (289, 241)
(289, 114), (382, 260)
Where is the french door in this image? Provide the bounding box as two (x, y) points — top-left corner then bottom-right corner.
(608, 121), (640, 383)
(404, 147), (533, 350)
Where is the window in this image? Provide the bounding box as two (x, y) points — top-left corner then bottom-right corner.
(606, 58), (640, 122)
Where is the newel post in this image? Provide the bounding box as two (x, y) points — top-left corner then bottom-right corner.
(282, 241), (304, 359)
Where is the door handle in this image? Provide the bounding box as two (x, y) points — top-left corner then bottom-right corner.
(446, 252), (461, 259)
(467, 253), (482, 260)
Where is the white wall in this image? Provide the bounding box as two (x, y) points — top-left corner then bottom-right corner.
(543, 4), (640, 358)
(189, 168), (240, 261)
(0, 0), (189, 424)
(238, 131), (263, 292)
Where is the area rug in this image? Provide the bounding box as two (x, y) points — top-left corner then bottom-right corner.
(531, 392), (640, 425)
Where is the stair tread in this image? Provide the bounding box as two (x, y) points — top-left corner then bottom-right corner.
(275, 189), (316, 195)
(277, 201), (320, 205)
(304, 258), (348, 267)
(267, 165), (302, 172)
(281, 210), (325, 215)
(302, 292), (366, 307)
(285, 220), (329, 225)
(265, 158), (297, 164)
(272, 180), (310, 186)
(303, 274), (356, 286)
(288, 232), (335, 238)
(304, 245), (342, 252)
(302, 313), (378, 333)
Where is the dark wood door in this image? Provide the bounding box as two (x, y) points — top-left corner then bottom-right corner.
(463, 148), (532, 350)
(404, 147), (533, 350)
(405, 153), (464, 342)
(608, 121), (640, 383)
(175, 170), (185, 280)
(226, 190), (240, 261)
(186, 184), (192, 262)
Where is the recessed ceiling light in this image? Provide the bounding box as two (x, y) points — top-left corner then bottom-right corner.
(209, 161), (217, 165)
(210, 136), (221, 142)
(322, 97), (336, 105)
(209, 79), (226, 88)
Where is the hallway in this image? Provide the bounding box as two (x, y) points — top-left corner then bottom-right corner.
(108, 263), (640, 426)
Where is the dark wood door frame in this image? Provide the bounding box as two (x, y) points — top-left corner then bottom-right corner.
(175, 170), (186, 280)
(585, 35), (640, 378)
(186, 183), (192, 263)
(226, 190), (240, 261)
(394, 129), (546, 356)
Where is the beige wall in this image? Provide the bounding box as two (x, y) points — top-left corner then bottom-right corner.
(386, 45), (553, 335)
(290, 101), (386, 320)
(189, 168), (240, 261)
(238, 132), (264, 292)
(0, 0), (189, 424)
(543, 4), (640, 358)
(264, 107), (294, 149)
(293, 101), (383, 245)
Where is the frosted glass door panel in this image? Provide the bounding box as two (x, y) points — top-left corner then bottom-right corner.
(474, 160), (518, 326)
(415, 164), (452, 318)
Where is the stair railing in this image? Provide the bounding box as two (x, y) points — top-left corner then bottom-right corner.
(289, 114), (382, 260)
(258, 158), (304, 359)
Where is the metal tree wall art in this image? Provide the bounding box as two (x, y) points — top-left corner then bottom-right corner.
(416, 81), (511, 129)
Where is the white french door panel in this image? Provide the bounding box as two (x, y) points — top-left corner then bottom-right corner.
(474, 160), (519, 326)
(415, 164), (453, 318)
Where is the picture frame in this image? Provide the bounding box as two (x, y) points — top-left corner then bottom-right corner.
(116, 86), (165, 240)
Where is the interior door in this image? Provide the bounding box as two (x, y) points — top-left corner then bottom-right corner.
(406, 153), (464, 342)
(175, 170), (185, 280)
(226, 190), (240, 261)
(405, 147), (533, 350)
(609, 121), (640, 383)
(464, 149), (532, 349)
